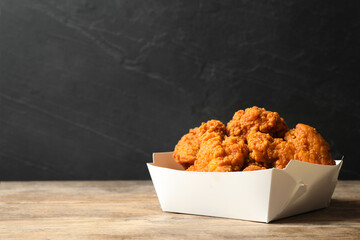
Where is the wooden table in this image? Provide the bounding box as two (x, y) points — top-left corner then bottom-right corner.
(1, 181), (359, 239)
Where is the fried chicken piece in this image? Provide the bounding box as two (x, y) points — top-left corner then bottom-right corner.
(243, 164), (267, 171)
(242, 157), (267, 171)
(246, 124), (334, 169)
(173, 127), (200, 169)
(191, 120), (226, 171)
(247, 132), (278, 168)
(174, 108), (334, 172)
(274, 123), (335, 168)
(272, 139), (296, 169)
(246, 131), (295, 168)
(212, 136), (249, 172)
(226, 106), (288, 139)
(198, 119), (226, 142)
(189, 120), (249, 172)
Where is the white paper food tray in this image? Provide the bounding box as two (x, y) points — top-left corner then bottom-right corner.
(147, 152), (343, 223)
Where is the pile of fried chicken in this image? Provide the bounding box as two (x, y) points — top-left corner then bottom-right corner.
(173, 106), (335, 172)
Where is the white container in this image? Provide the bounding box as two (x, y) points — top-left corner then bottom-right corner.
(147, 152), (343, 223)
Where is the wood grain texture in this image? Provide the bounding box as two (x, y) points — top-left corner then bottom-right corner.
(0, 181), (359, 239)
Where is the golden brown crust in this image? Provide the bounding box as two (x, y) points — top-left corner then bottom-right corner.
(274, 123), (334, 168)
(191, 120), (249, 172)
(243, 164), (267, 171)
(186, 165), (196, 171)
(173, 107), (334, 172)
(226, 106), (288, 139)
(272, 139), (296, 169)
(247, 132), (277, 168)
(173, 127), (200, 169)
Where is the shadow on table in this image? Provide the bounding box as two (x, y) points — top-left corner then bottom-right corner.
(272, 199), (360, 224)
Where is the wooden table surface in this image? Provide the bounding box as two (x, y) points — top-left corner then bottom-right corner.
(1, 181), (359, 240)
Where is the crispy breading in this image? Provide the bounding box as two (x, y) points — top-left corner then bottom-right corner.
(173, 127), (200, 169)
(243, 164), (267, 171)
(189, 120), (249, 172)
(274, 123), (335, 168)
(173, 107), (335, 172)
(226, 106), (288, 139)
(246, 132), (277, 168)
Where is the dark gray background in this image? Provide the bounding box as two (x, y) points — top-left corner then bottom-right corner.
(0, 0), (359, 180)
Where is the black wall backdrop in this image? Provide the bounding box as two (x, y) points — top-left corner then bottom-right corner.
(0, 0), (359, 180)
